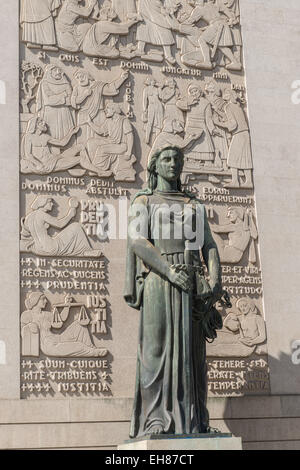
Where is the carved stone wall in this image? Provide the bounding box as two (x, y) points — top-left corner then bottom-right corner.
(19, 0), (269, 399)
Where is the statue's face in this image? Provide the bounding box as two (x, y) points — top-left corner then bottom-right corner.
(105, 103), (115, 118)
(37, 295), (47, 309)
(223, 89), (231, 101)
(166, 79), (175, 89)
(44, 199), (54, 212)
(52, 67), (62, 81)
(227, 208), (238, 223)
(238, 300), (250, 315)
(77, 72), (89, 86)
(156, 149), (183, 182)
(37, 119), (47, 133)
(189, 86), (201, 100)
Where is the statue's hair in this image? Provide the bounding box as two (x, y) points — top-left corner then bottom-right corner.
(147, 146), (184, 192)
(31, 195), (53, 210)
(25, 291), (45, 310)
(228, 206), (245, 220)
(236, 297), (258, 315)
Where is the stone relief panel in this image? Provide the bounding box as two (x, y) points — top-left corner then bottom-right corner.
(19, 0), (269, 398)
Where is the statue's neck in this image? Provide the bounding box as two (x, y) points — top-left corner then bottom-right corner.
(156, 176), (178, 192)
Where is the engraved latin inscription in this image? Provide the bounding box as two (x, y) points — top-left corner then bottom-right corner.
(19, 0), (269, 398)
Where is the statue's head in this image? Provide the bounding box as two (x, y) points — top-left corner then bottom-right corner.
(25, 292), (47, 311)
(147, 146), (184, 191)
(205, 79), (221, 96)
(31, 196), (54, 212)
(188, 83), (203, 100)
(236, 297), (258, 316)
(227, 206), (244, 223)
(223, 88), (238, 103)
(36, 118), (48, 134)
(73, 69), (91, 86)
(105, 102), (122, 118)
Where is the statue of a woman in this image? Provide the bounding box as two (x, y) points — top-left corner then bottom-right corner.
(124, 146), (226, 438)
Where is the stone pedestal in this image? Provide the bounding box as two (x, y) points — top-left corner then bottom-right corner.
(118, 433), (242, 451)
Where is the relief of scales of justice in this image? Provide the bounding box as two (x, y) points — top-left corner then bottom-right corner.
(21, 292), (108, 358)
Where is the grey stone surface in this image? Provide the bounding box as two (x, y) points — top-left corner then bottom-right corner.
(118, 435), (242, 451)
(0, 0), (20, 399)
(240, 0), (300, 395)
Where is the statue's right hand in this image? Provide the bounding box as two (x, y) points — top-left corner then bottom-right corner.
(167, 266), (190, 292)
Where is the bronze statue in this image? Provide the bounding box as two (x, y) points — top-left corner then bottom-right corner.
(124, 146), (230, 438)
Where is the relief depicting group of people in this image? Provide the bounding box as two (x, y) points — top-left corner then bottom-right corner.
(20, 0), (242, 69)
(144, 76), (253, 189)
(21, 64), (136, 180)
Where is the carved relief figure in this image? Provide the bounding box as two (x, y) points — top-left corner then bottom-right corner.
(213, 88), (253, 188)
(20, 116), (82, 174)
(177, 83), (220, 168)
(36, 65), (75, 140)
(82, 102), (136, 180)
(21, 292), (107, 357)
(160, 78), (184, 125)
(179, 0), (242, 71)
(205, 80), (229, 169)
(220, 0), (242, 64)
(136, 0), (177, 63)
(20, 0), (61, 49)
(207, 297), (267, 357)
(211, 207), (258, 264)
(112, 0), (137, 21)
(21, 62), (44, 114)
(20, 196), (101, 257)
(55, 0), (98, 52)
(82, 1), (140, 58)
(71, 69), (129, 145)
(142, 78), (164, 145)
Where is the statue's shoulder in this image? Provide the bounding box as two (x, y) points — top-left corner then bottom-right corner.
(183, 191), (204, 205)
(131, 189), (152, 206)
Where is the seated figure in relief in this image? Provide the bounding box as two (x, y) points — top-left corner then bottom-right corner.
(211, 207), (258, 264)
(20, 116), (82, 174)
(21, 292), (107, 357)
(71, 68), (130, 145)
(207, 297), (267, 357)
(20, 196), (101, 258)
(55, 0), (98, 52)
(82, 0), (140, 58)
(81, 102), (136, 181)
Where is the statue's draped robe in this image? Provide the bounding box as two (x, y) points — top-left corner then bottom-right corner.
(124, 191), (213, 437)
(36, 66), (74, 140)
(20, 0), (60, 45)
